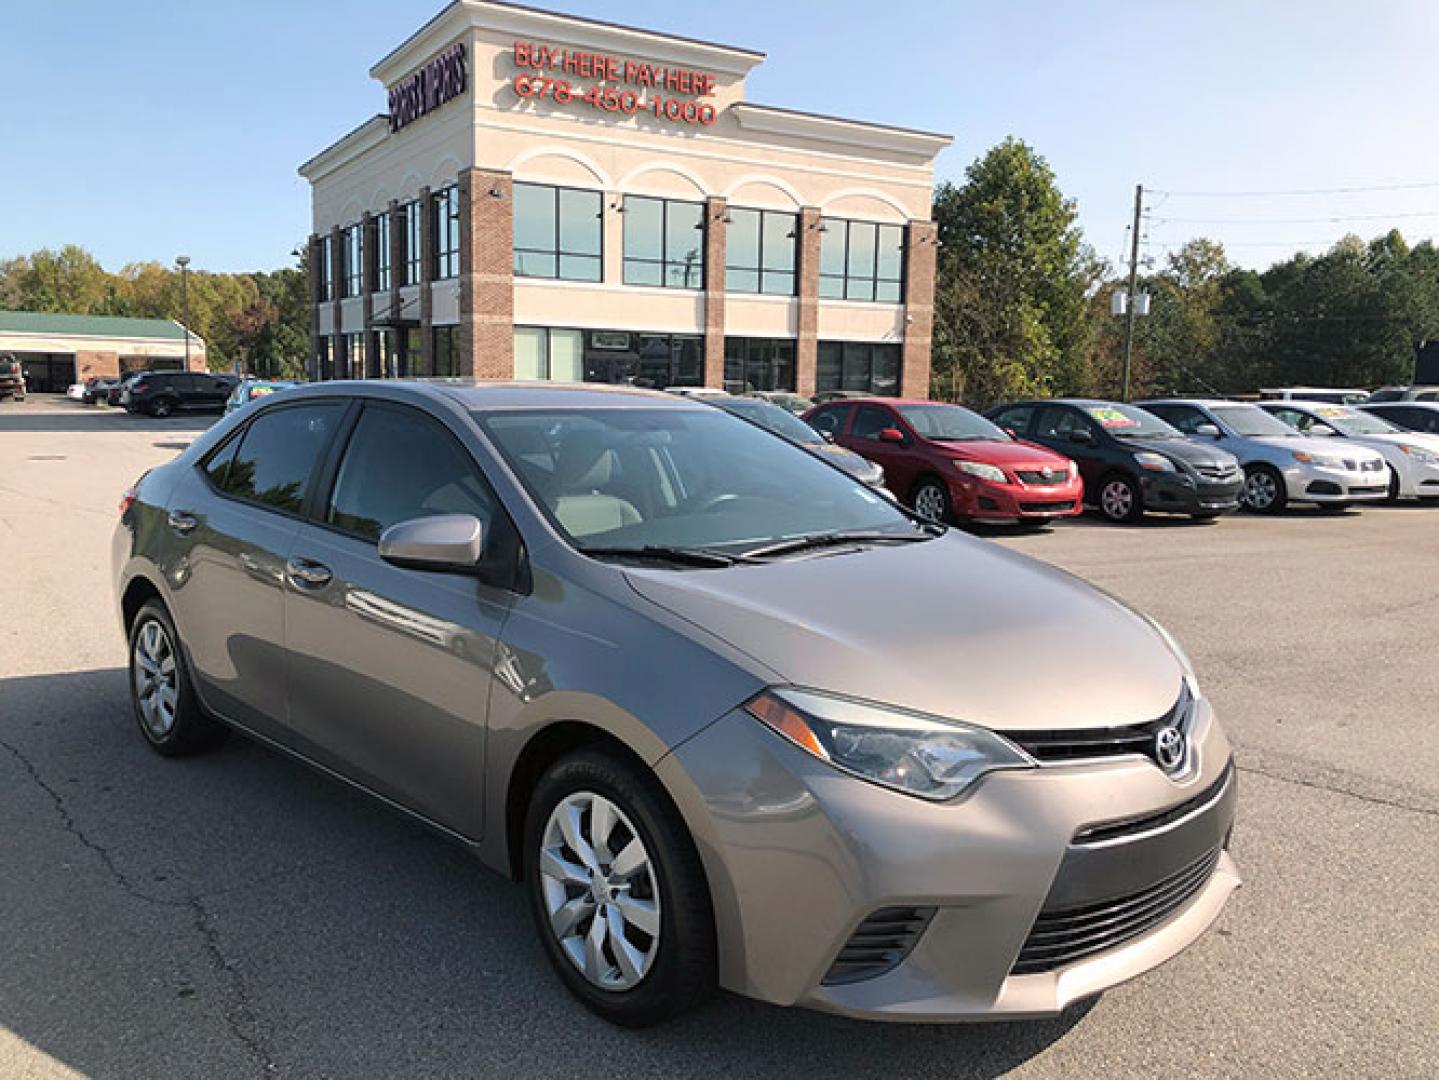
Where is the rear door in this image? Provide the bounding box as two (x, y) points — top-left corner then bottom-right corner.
(165, 400), (347, 738)
(281, 401), (517, 837)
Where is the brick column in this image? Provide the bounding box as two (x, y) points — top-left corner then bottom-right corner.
(360, 211), (376, 379)
(418, 186), (434, 376)
(387, 199), (403, 377)
(307, 233), (322, 382)
(459, 168), (515, 379)
(702, 196), (727, 388)
(795, 207), (823, 398)
(901, 220), (937, 400)
(329, 224), (344, 380)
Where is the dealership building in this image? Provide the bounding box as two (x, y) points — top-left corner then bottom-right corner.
(299, 0), (950, 397)
(0, 311), (206, 393)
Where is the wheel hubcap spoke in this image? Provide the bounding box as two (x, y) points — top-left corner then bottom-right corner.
(613, 894), (659, 936)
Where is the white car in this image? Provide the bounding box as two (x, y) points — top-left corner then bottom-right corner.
(1261, 401), (1439, 502)
(65, 382), (86, 400)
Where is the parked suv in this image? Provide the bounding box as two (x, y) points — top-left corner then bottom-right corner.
(114, 381), (1237, 1027)
(122, 371), (239, 416)
(986, 399), (1242, 523)
(804, 398), (1082, 525)
(1364, 385), (1439, 403)
(1137, 399), (1390, 513)
(0, 354), (26, 401)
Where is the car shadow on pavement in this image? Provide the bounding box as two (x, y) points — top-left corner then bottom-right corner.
(0, 402), (217, 435)
(0, 668), (1090, 1079)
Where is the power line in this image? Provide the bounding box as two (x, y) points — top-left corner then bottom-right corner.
(1149, 179), (1439, 198)
(1146, 209), (1439, 226)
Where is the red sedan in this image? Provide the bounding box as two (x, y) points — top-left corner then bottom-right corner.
(804, 398), (1084, 525)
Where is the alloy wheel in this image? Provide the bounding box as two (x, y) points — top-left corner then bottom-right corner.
(132, 619), (179, 738)
(1243, 471), (1278, 511)
(1101, 479), (1134, 521)
(539, 791), (661, 992)
(913, 483), (948, 523)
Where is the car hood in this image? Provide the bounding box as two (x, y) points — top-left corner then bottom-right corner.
(926, 438), (1070, 468)
(1111, 435), (1235, 468)
(624, 533), (1184, 731)
(808, 441), (883, 481)
(1340, 432), (1439, 454)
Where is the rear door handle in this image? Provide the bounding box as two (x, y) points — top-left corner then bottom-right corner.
(167, 509), (198, 534)
(286, 557), (333, 589)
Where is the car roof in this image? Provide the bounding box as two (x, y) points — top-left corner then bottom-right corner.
(278, 379), (710, 412)
(1137, 398), (1249, 408)
(1362, 399), (1439, 408)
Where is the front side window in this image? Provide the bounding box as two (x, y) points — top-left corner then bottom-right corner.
(819, 219), (904, 303)
(1142, 403), (1205, 434)
(401, 200), (422, 285)
(990, 404), (1035, 435)
(373, 211), (391, 293)
(815, 341), (901, 396)
(1036, 407), (1095, 441)
(852, 405), (900, 440)
(432, 186), (461, 280)
(221, 404), (343, 514)
(478, 407), (915, 550)
(327, 405), (495, 541)
(341, 224), (363, 298)
(624, 196), (704, 289)
(726, 208), (796, 295)
(513, 183), (602, 281)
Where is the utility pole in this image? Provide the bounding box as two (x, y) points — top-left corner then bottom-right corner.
(176, 256), (192, 370)
(1120, 184), (1143, 402)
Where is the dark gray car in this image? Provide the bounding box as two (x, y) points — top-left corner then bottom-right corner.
(113, 381), (1238, 1027)
(707, 395), (887, 489)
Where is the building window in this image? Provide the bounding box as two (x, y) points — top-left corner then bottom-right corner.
(373, 212), (391, 293)
(514, 183), (603, 281)
(816, 341), (901, 396)
(580, 330), (702, 388)
(340, 224), (363, 299)
(400, 200), (422, 286)
(819, 220), (905, 303)
(316, 335), (335, 380)
(432, 186), (461, 281)
(623, 196), (704, 289)
(515, 327), (585, 381)
(345, 332), (366, 379)
(315, 236), (332, 302)
(726, 208), (796, 296)
(723, 337), (796, 392)
(432, 325), (460, 377)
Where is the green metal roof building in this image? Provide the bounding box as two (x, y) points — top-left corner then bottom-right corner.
(0, 310), (206, 393)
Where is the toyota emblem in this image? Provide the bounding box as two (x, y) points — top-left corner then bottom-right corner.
(1154, 726), (1186, 772)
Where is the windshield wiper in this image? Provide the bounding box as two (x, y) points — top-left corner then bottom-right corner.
(582, 545), (754, 568)
(741, 530), (934, 560)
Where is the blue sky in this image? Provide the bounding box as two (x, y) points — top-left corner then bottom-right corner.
(3, 0), (1437, 275)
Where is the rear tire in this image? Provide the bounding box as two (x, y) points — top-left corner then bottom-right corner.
(1241, 465), (1287, 514)
(1097, 473), (1143, 523)
(127, 600), (228, 757)
(150, 398), (173, 418)
(524, 750), (715, 1028)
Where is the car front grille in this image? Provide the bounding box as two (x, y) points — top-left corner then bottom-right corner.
(1195, 463), (1240, 480)
(1010, 845), (1221, 975)
(1019, 499), (1077, 513)
(1016, 468), (1068, 486)
(1001, 688), (1190, 769)
(1073, 761), (1234, 845)
(822, 906), (935, 985)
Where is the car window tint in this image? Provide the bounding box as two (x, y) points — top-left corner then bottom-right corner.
(993, 405), (1034, 434)
(1149, 405), (1201, 433)
(327, 405), (495, 540)
(808, 407), (847, 435)
(1036, 407), (1091, 439)
(852, 405), (897, 440)
(203, 434), (242, 490)
(222, 404), (342, 514)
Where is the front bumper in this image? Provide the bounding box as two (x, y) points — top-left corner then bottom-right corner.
(1139, 471), (1242, 515)
(1283, 461), (1388, 502)
(659, 694), (1239, 1021)
(949, 475), (1084, 523)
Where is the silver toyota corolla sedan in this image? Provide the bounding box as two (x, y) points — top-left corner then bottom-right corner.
(113, 381), (1239, 1027)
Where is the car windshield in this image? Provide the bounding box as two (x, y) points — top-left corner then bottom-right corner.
(716, 399), (823, 445)
(1211, 404), (1301, 437)
(1083, 403), (1180, 438)
(1302, 406), (1401, 436)
(896, 404), (1010, 441)
(477, 407), (921, 556)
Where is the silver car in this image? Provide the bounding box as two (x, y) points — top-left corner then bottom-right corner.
(114, 381), (1238, 1027)
(1138, 398), (1390, 512)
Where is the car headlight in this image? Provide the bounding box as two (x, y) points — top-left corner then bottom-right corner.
(1292, 450), (1344, 468)
(1133, 452), (1177, 472)
(954, 459), (1008, 483)
(745, 688), (1033, 801)
(1398, 444), (1439, 466)
(1068, 459), (1079, 478)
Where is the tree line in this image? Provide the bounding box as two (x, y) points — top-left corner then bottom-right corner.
(5, 140), (1436, 399)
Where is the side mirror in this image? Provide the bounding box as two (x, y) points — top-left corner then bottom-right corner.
(820, 429), (836, 443)
(1003, 427), (1018, 440)
(878, 427), (906, 444)
(1068, 429), (1095, 445)
(379, 514), (485, 573)
(1309, 424), (1336, 437)
(1195, 423), (1221, 438)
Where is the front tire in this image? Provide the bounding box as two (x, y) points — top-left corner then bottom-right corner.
(1241, 465), (1287, 514)
(524, 750), (715, 1027)
(150, 398), (173, 418)
(910, 477), (953, 524)
(1097, 473), (1143, 523)
(127, 601), (228, 756)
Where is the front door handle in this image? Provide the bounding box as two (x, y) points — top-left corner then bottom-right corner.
(168, 509), (198, 534)
(286, 557), (333, 589)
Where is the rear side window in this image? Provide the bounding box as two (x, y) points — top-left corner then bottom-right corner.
(991, 405), (1034, 434)
(326, 405), (495, 540)
(808, 406), (848, 436)
(203, 433), (242, 490)
(221, 404), (343, 514)
(1036, 407), (1093, 440)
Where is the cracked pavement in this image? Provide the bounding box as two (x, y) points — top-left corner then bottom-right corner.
(1, 400), (1436, 1078)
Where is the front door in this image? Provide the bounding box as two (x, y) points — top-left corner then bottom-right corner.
(842, 403), (916, 492)
(281, 401), (515, 838)
(1033, 406), (1104, 490)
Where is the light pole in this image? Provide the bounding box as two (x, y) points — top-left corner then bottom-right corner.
(175, 256), (191, 370)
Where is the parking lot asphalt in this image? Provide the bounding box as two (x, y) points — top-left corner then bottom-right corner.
(1, 399), (1435, 1079)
